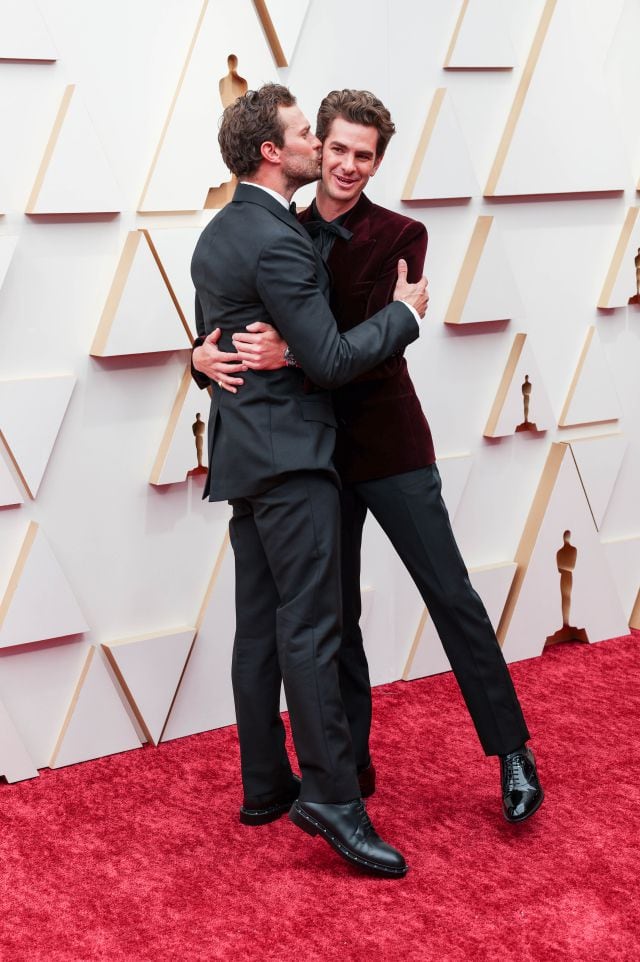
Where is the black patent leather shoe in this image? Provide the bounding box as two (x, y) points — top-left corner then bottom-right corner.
(240, 775), (301, 826)
(289, 798), (408, 878)
(500, 746), (544, 823)
(358, 761), (376, 799)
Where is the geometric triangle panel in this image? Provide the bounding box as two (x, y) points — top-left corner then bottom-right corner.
(253, 0), (311, 67)
(0, 374), (75, 498)
(598, 208), (640, 308)
(444, 216), (524, 325)
(0, 0), (56, 61)
(485, 0), (629, 196)
(0, 452), (24, 508)
(162, 534), (236, 741)
(569, 435), (627, 530)
(0, 236), (18, 294)
(558, 326), (621, 428)
(150, 366), (210, 486)
(0, 522), (89, 650)
(444, 0), (515, 69)
(49, 647), (142, 769)
(484, 333), (554, 437)
(602, 536), (640, 628)
(103, 628), (195, 745)
(145, 227), (205, 336)
(0, 695), (39, 783)
(26, 85), (121, 214)
(91, 231), (191, 357)
(437, 453), (473, 519)
(139, 0), (275, 212)
(498, 443), (629, 663)
(402, 88), (478, 201)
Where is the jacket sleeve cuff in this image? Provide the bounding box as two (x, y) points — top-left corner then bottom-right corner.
(191, 337), (211, 389)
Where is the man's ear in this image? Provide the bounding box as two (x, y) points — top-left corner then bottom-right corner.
(260, 141), (281, 165)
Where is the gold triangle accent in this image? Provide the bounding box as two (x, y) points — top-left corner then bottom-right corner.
(253, 0), (287, 66)
(598, 208), (639, 308)
(91, 232), (141, 356)
(158, 533), (230, 742)
(444, 216), (492, 325)
(402, 607), (429, 680)
(485, 0), (557, 196)
(630, 589), (640, 631)
(138, 0), (209, 211)
(558, 327), (595, 426)
(26, 85), (74, 213)
(484, 332), (526, 436)
(496, 442), (567, 645)
(0, 522), (38, 632)
(149, 364), (211, 485)
(402, 88), (446, 200)
(443, 0), (470, 68)
(49, 646), (94, 767)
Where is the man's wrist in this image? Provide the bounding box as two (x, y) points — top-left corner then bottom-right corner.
(283, 346), (298, 368)
(400, 301), (422, 327)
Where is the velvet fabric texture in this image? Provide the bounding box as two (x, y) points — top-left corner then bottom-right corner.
(300, 193), (436, 484)
(1, 632), (638, 962)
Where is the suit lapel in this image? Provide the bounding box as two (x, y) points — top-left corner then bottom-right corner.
(234, 182), (331, 293)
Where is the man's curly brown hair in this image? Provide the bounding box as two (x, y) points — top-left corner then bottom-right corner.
(315, 89), (396, 158)
(218, 83), (296, 178)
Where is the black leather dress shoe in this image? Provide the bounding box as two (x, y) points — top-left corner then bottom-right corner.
(500, 746), (544, 822)
(289, 798), (408, 878)
(240, 775), (301, 826)
(357, 761), (376, 799)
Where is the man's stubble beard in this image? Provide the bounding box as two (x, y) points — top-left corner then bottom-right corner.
(282, 156), (322, 194)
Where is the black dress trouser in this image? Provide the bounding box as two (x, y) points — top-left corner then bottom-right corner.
(229, 472), (359, 804)
(339, 464), (530, 768)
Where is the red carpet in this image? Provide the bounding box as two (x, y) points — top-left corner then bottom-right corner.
(1, 633), (639, 962)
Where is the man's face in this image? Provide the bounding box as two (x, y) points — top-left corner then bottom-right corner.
(320, 116), (384, 209)
(278, 104), (322, 188)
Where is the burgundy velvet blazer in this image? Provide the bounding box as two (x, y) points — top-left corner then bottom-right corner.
(299, 193), (435, 484)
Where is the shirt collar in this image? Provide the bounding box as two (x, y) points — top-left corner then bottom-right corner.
(241, 181), (289, 210)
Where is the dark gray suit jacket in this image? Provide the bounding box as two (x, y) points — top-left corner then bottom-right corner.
(191, 183), (419, 501)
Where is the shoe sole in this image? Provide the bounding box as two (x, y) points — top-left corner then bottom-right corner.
(239, 800), (294, 826)
(503, 788), (545, 824)
(289, 801), (408, 878)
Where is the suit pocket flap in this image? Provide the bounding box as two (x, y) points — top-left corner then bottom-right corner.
(301, 399), (337, 427)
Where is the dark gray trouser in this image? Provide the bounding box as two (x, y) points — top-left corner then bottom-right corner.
(339, 464), (530, 765)
(229, 472), (359, 804)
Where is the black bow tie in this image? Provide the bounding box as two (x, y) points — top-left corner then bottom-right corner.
(289, 201), (297, 215)
(304, 219), (353, 243)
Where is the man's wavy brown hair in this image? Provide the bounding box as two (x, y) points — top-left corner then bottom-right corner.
(315, 89), (396, 158)
(218, 83), (296, 178)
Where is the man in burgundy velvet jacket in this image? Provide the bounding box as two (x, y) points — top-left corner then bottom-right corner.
(194, 90), (543, 823)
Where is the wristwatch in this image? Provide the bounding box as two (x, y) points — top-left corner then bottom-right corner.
(283, 347), (298, 368)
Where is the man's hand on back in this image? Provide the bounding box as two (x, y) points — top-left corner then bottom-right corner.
(232, 322), (288, 370)
(393, 258), (429, 319)
(193, 328), (248, 394)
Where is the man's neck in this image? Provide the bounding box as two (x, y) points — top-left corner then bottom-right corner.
(314, 184), (362, 222)
(243, 173), (294, 204)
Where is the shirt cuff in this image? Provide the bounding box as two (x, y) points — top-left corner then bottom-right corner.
(401, 301), (422, 327)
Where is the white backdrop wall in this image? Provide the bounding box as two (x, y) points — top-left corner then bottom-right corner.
(1, 0), (639, 780)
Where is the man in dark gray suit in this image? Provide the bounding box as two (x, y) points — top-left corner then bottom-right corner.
(191, 84), (428, 877)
